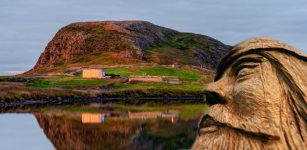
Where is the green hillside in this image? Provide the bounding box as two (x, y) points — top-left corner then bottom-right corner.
(25, 21), (230, 75)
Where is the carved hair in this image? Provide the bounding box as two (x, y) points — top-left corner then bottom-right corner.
(215, 37), (307, 148)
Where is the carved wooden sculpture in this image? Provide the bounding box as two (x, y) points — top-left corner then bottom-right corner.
(192, 38), (307, 150)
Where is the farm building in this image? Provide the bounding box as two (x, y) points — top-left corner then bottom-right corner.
(81, 113), (105, 123)
(82, 68), (105, 79)
(163, 78), (182, 84)
(128, 76), (182, 84)
(128, 76), (163, 83)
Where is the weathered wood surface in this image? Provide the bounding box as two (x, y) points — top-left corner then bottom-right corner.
(193, 37), (307, 150)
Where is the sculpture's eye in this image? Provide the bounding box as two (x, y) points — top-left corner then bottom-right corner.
(234, 64), (259, 80)
(236, 67), (253, 78)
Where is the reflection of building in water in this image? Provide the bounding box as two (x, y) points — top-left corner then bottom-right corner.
(128, 111), (178, 123)
(82, 111), (179, 124)
(35, 111), (197, 150)
(82, 113), (106, 123)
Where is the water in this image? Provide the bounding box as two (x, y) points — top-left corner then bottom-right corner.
(0, 114), (54, 150)
(0, 103), (203, 150)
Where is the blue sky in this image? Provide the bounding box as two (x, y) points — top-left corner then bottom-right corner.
(1, 0), (306, 74)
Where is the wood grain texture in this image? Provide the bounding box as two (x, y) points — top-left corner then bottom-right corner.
(192, 37), (307, 150)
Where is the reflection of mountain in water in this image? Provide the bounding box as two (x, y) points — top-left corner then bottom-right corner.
(35, 112), (198, 150)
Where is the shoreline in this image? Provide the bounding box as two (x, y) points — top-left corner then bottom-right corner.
(0, 95), (204, 112)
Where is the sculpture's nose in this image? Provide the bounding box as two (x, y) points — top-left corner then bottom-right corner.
(204, 81), (227, 106)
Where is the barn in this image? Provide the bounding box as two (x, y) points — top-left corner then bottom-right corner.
(82, 113), (105, 123)
(82, 68), (105, 79)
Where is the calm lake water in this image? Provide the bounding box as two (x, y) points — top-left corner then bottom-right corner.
(0, 103), (204, 150)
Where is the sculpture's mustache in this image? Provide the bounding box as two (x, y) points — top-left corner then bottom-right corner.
(200, 91), (232, 134)
(202, 93), (279, 139)
(198, 115), (221, 135)
(198, 113), (278, 141)
(202, 92), (274, 136)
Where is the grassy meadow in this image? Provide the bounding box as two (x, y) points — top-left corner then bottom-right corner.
(0, 66), (213, 101)
(27, 66), (211, 91)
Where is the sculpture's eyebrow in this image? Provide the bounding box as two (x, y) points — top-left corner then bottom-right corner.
(232, 56), (266, 70)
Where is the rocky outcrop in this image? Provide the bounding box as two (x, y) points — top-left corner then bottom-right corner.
(25, 21), (231, 74)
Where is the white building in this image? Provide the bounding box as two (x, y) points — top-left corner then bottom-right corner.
(82, 68), (105, 79)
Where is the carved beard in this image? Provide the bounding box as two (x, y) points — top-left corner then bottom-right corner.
(192, 101), (306, 150)
(193, 126), (268, 150)
(191, 116), (285, 150)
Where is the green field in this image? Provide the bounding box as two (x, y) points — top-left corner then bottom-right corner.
(112, 82), (204, 91)
(106, 67), (201, 82)
(27, 66), (209, 92)
(27, 77), (112, 88)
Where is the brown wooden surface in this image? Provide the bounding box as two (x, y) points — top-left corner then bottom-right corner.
(192, 37), (307, 150)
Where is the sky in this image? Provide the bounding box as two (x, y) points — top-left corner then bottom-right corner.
(1, 0), (307, 74)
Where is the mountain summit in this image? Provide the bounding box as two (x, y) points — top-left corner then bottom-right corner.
(26, 20), (231, 74)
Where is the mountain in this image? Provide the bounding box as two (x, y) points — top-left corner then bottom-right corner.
(25, 20), (231, 74)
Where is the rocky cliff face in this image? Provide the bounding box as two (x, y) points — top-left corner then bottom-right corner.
(26, 21), (231, 74)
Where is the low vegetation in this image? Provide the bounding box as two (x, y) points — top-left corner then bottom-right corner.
(27, 66), (208, 90)
(106, 66), (202, 82)
(0, 82), (83, 101)
(144, 32), (212, 66)
(0, 66), (213, 101)
(27, 77), (112, 88)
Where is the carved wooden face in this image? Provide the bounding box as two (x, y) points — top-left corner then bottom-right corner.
(192, 54), (286, 149)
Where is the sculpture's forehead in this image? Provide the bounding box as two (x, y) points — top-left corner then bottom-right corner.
(231, 54), (266, 69)
(232, 37), (301, 54)
(215, 37), (306, 81)
(216, 54), (267, 79)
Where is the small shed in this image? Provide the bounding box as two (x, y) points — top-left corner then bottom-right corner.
(128, 76), (164, 83)
(128, 76), (182, 84)
(81, 113), (105, 124)
(82, 68), (105, 79)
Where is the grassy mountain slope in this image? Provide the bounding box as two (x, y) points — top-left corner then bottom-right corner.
(25, 21), (231, 75)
